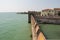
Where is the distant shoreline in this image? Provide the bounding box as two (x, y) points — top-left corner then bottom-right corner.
(16, 12), (28, 14)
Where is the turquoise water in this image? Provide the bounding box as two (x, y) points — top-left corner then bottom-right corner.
(0, 12), (31, 40)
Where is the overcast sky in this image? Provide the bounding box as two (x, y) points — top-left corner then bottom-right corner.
(0, 0), (60, 12)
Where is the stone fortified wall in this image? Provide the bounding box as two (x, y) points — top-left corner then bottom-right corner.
(31, 15), (46, 40)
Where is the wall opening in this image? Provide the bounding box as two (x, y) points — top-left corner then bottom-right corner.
(58, 12), (60, 16)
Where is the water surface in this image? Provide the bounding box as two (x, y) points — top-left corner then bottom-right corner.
(0, 12), (31, 40)
(40, 24), (60, 40)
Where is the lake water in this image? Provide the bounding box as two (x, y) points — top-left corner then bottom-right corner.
(0, 12), (31, 40)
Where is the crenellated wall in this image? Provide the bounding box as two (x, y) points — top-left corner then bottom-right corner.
(31, 15), (46, 40)
(31, 15), (37, 40)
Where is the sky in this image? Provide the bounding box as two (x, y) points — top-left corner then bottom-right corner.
(0, 0), (60, 12)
